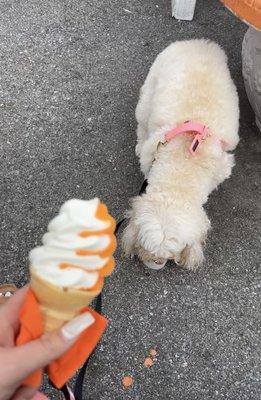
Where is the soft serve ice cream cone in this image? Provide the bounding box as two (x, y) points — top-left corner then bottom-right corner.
(29, 198), (116, 332)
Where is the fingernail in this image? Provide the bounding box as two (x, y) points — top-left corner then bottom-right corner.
(61, 312), (95, 340)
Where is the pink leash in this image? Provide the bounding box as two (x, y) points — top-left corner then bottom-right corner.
(164, 120), (210, 155)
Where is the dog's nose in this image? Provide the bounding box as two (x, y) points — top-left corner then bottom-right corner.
(143, 259), (167, 270)
(154, 258), (165, 265)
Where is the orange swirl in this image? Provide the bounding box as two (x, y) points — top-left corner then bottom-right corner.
(78, 203), (116, 237)
(58, 201), (116, 291)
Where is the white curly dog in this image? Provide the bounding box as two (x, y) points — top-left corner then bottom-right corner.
(122, 39), (239, 270)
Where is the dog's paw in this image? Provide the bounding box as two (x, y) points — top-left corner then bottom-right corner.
(180, 243), (204, 271)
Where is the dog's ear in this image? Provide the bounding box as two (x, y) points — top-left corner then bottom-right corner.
(122, 218), (138, 257)
(180, 241), (204, 270)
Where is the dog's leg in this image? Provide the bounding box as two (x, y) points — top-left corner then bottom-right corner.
(122, 217), (138, 257)
(136, 124), (148, 156)
(180, 211), (210, 270)
(211, 152), (235, 191)
(180, 241), (204, 270)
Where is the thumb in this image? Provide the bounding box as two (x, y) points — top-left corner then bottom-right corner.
(8, 312), (94, 384)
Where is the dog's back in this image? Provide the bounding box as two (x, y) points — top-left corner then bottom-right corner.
(136, 39), (239, 159)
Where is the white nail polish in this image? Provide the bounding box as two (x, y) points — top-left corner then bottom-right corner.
(61, 313), (95, 340)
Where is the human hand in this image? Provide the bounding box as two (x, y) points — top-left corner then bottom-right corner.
(0, 286), (94, 400)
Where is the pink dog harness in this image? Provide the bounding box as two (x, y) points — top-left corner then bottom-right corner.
(164, 121), (210, 155)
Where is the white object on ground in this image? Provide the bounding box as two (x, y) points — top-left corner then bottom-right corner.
(171, 0), (196, 21)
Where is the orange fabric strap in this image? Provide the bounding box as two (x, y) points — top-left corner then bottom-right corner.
(16, 289), (107, 389)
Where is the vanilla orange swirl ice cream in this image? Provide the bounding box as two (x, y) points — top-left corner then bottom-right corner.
(29, 198), (116, 332)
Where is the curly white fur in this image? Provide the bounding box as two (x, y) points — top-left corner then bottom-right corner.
(122, 39), (239, 269)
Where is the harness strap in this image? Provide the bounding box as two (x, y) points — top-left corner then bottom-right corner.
(72, 294), (102, 400)
(164, 120), (210, 155)
(61, 384), (76, 400)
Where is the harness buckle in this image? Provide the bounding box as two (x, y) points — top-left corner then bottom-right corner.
(189, 126), (209, 155)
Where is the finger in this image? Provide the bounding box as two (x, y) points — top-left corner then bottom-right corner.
(31, 392), (49, 400)
(0, 322), (15, 347)
(0, 287), (29, 346)
(0, 286), (28, 330)
(11, 385), (37, 400)
(5, 312), (94, 385)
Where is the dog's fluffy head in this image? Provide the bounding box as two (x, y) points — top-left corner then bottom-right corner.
(122, 194), (210, 269)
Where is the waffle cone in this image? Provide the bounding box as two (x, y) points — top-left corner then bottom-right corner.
(30, 269), (101, 332)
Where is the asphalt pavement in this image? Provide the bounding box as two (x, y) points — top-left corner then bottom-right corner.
(0, 0), (260, 399)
